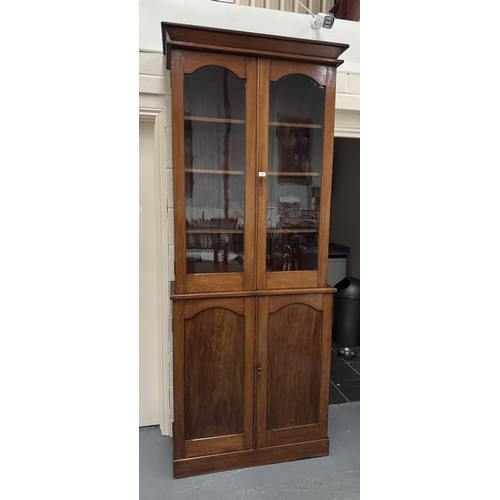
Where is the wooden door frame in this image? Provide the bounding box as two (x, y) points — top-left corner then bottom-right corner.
(139, 94), (171, 435)
(170, 50), (258, 294)
(172, 296), (255, 462)
(255, 59), (337, 290)
(255, 293), (333, 449)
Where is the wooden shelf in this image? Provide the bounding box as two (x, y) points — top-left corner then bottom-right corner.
(266, 228), (318, 234)
(185, 116), (245, 125)
(187, 229), (244, 234)
(269, 121), (322, 129)
(185, 118), (320, 128)
(185, 168), (244, 175)
(268, 171), (320, 177)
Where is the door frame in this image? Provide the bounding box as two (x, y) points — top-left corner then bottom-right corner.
(139, 93), (171, 435)
(255, 293), (332, 449)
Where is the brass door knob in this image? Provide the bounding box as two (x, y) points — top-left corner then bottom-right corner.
(256, 366), (263, 375)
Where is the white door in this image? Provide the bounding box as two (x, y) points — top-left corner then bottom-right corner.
(139, 119), (160, 426)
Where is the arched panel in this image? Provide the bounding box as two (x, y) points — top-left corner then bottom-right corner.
(268, 72), (326, 125)
(183, 64), (246, 121)
(269, 60), (327, 86)
(184, 298), (245, 319)
(184, 307), (245, 440)
(183, 51), (248, 78)
(266, 302), (322, 430)
(269, 293), (323, 314)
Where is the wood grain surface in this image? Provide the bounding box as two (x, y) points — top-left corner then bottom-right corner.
(184, 307), (245, 440)
(267, 302), (322, 430)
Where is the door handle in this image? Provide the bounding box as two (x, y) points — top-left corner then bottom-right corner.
(256, 365), (263, 375)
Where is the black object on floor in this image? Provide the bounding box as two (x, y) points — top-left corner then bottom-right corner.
(332, 277), (360, 353)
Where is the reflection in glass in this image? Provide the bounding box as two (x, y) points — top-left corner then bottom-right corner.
(269, 122), (324, 176)
(266, 74), (325, 272)
(265, 180), (321, 272)
(184, 66), (245, 120)
(184, 66), (246, 274)
(267, 231), (318, 272)
(186, 172), (245, 274)
(269, 75), (325, 129)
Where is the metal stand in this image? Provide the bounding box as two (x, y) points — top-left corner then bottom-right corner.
(338, 347), (356, 360)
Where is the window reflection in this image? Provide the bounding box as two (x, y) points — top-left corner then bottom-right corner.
(267, 74), (325, 273)
(184, 66), (246, 274)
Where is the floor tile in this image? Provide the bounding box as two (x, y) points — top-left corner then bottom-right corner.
(330, 361), (360, 382)
(330, 349), (347, 364)
(333, 380), (360, 403)
(347, 362), (360, 375)
(329, 381), (349, 404)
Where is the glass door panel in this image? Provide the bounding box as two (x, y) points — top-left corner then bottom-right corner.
(183, 66), (246, 275)
(266, 74), (325, 273)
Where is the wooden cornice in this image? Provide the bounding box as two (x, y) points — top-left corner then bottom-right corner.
(162, 22), (349, 69)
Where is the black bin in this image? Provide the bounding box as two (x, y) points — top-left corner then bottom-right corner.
(333, 277), (360, 359)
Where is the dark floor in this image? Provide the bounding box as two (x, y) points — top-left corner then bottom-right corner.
(329, 343), (360, 405)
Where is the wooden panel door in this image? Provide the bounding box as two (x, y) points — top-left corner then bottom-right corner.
(256, 59), (337, 290)
(170, 49), (257, 294)
(172, 297), (255, 460)
(255, 293), (333, 448)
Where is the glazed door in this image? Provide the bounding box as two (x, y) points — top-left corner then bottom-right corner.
(256, 59), (337, 290)
(172, 297), (255, 459)
(255, 294), (333, 448)
(170, 50), (258, 293)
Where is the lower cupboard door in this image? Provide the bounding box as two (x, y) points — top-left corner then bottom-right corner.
(173, 297), (255, 459)
(255, 294), (332, 448)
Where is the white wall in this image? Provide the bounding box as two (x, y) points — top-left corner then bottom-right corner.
(139, 120), (161, 427)
(139, 0), (360, 74)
